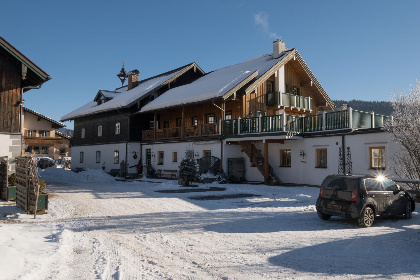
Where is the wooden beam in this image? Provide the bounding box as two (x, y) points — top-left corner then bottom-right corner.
(300, 80), (313, 87)
(153, 113), (157, 141)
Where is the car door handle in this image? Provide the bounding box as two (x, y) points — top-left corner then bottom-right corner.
(386, 194), (391, 197)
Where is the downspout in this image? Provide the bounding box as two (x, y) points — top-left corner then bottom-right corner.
(342, 134), (346, 175)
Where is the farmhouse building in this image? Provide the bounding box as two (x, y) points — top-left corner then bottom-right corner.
(0, 36), (50, 173)
(63, 41), (397, 185)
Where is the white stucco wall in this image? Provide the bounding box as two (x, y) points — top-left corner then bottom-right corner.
(141, 141), (222, 174)
(223, 131), (399, 186)
(0, 133), (22, 173)
(72, 142), (141, 174)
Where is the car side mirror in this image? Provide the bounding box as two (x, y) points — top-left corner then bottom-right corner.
(393, 189), (400, 195)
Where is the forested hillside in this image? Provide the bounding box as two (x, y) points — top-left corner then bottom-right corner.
(333, 100), (393, 116)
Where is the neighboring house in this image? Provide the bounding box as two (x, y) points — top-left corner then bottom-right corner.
(138, 40), (396, 185)
(22, 108), (71, 160)
(61, 63), (205, 173)
(0, 36), (50, 173)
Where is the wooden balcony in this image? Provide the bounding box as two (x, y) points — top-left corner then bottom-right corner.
(266, 91), (312, 112)
(142, 123), (219, 141)
(222, 108), (389, 137)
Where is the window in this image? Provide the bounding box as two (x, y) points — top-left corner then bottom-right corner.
(206, 114), (216, 124)
(172, 152), (178, 163)
(292, 86), (300, 96)
(280, 149), (291, 167)
(225, 111), (232, 120)
(382, 178), (398, 192)
(267, 80), (274, 93)
(176, 118), (182, 127)
(370, 146), (385, 169)
(192, 117), (198, 126)
(150, 121), (155, 130)
(114, 150), (119, 164)
(365, 178), (383, 191)
(41, 146), (48, 154)
(163, 121), (169, 128)
(40, 130), (48, 137)
(59, 148), (66, 155)
(98, 126), (102, 137)
(203, 150), (211, 158)
(80, 151), (84, 163)
(115, 123), (120, 135)
(27, 130), (33, 137)
(96, 151), (101, 163)
(25, 146), (32, 153)
(158, 151), (164, 165)
(34, 146), (40, 154)
(316, 148), (327, 168)
(81, 128), (85, 139)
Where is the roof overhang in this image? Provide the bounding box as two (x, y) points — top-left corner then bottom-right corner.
(0, 36), (50, 89)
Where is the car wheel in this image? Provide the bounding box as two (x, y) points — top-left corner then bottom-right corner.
(317, 211), (331, 221)
(358, 206), (374, 227)
(405, 202), (412, 219)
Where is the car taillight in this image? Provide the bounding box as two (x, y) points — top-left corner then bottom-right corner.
(350, 189), (357, 202)
(319, 186), (323, 198)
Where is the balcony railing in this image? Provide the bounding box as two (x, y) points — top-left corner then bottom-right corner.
(221, 108), (388, 137)
(142, 123), (219, 141)
(266, 92), (312, 111)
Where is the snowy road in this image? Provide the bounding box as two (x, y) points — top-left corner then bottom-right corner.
(0, 168), (419, 279)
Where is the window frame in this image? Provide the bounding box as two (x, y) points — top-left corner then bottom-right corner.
(370, 146), (386, 170)
(27, 130), (33, 137)
(81, 128), (85, 139)
(40, 130), (48, 137)
(280, 149), (291, 167)
(80, 151), (84, 163)
(115, 123), (121, 135)
(41, 146), (48, 154)
(267, 80), (274, 93)
(114, 150), (119, 164)
(316, 148), (328, 168)
(34, 146), (40, 154)
(157, 151), (164, 165)
(96, 151), (101, 163)
(172, 152), (178, 163)
(98, 125), (102, 137)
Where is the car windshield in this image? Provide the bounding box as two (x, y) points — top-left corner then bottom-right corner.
(382, 178), (399, 191)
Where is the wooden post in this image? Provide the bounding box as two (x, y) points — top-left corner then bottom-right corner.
(181, 107), (185, 139)
(264, 141), (269, 185)
(153, 113), (157, 141)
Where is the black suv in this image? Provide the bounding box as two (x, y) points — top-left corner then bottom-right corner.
(316, 175), (415, 227)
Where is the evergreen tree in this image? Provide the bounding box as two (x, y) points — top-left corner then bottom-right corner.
(178, 158), (197, 186)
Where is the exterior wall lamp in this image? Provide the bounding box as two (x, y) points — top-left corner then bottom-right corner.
(299, 150), (305, 159)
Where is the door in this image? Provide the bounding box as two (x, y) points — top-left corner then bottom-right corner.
(146, 149), (152, 170)
(364, 178), (388, 214)
(382, 178), (406, 214)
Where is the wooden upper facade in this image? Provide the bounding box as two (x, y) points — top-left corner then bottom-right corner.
(0, 36), (50, 134)
(140, 43), (336, 142)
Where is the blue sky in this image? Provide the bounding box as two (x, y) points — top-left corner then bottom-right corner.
(1, 0), (419, 129)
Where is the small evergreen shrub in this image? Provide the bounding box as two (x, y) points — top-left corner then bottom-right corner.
(178, 158), (197, 186)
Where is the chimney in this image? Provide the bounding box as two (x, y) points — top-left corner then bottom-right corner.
(273, 39), (286, 59)
(128, 69), (140, 90)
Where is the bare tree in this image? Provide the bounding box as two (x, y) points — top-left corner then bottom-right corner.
(386, 81), (420, 189)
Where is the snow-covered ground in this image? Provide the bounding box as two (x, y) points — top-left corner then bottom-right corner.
(0, 168), (419, 280)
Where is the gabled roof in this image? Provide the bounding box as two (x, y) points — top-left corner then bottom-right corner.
(55, 130), (72, 140)
(61, 62), (203, 121)
(0, 36), (50, 89)
(139, 50), (293, 113)
(24, 107), (65, 128)
(139, 48), (334, 113)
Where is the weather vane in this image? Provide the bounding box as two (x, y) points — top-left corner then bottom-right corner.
(116, 61), (128, 87)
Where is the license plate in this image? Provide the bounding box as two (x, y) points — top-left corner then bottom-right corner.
(327, 204), (342, 210)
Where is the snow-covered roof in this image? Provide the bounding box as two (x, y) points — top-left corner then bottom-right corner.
(140, 50), (293, 113)
(61, 63), (201, 121)
(24, 107), (65, 128)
